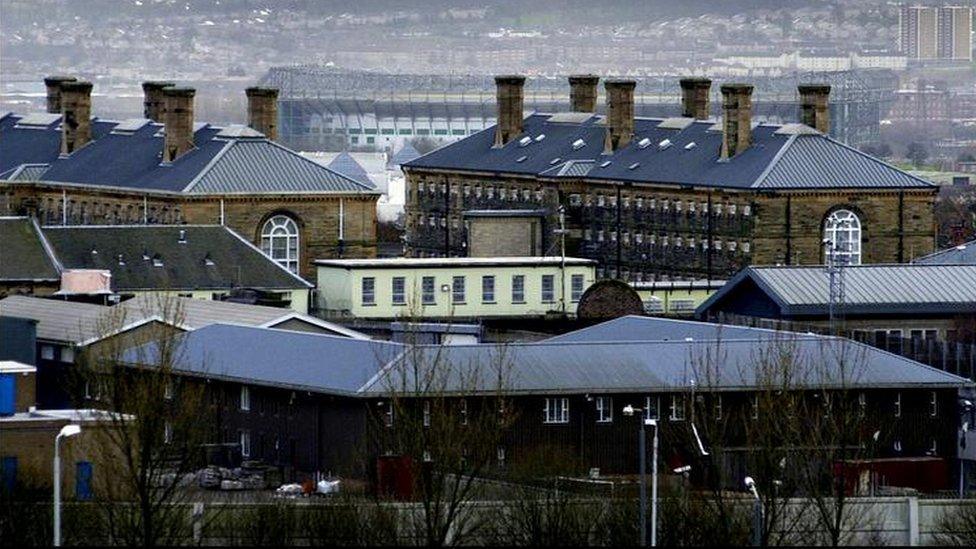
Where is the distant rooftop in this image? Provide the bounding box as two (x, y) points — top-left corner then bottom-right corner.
(314, 256), (596, 269)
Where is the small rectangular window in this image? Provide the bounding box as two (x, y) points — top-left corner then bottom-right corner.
(239, 430), (251, 458)
(543, 398), (570, 424)
(422, 276), (436, 305)
(392, 276), (406, 305)
(751, 395), (760, 420)
(423, 401), (431, 427)
(541, 274), (555, 303)
(596, 396), (613, 423)
(482, 275), (495, 303)
(460, 399), (468, 425)
(669, 394), (686, 421)
(164, 421), (173, 444)
(41, 345), (55, 361)
(452, 276), (465, 304)
(930, 391), (938, 417)
(240, 386), (250, 412)
(714, 395), (723, 420)
(362, 277), (376, 305)
(497, 446), (506, 466)
(571, 274), (585, 302)
(512, 275), (525, 303)
(644, 396), (659, 421)
(61, 346), (75, 363)
(385, 403), (394, 427)
(894, 392), (902, 418)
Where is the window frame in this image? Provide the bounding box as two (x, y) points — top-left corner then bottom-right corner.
(482, 275), (496, 304)
(571, 274), (584, 302)
(543, 397), (570, 424)
(240, 386), (251, 412)
(823, 209), (862, 266)
(452, 276), (466, 304)
(422, 276), (436, 305)
(669, 394), (686, 421)
(391, 276), (406, 306)
(361, 277), (376, 306)
(512, 274), (526, 303)
(595, 396), (613, 423)
(260, 214), (300, 273)
(541, 274), (555, 303)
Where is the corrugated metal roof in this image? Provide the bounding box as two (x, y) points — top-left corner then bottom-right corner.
(546, 315), (792, 343)
(185, 141), (376, 194)
(698, 265), (976, 317)
(0, 295), (363, 344)
(913, 241), (976, 265)
(405, 114), (934, 191)
(363, 336), (968, 396)
(124, 324), (403, 396)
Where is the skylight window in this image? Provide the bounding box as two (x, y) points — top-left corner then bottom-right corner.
(204, 254), (216, 267)
(550, 157), (561, 165)
(571, 139), (586, 150)
(518, 136), (532, 147)
(684, 142), (697, 150)
(600, 160), (612, 168)
(658, 139), (672, 150)
(515, 155), (528, 163)
(152, 255), (164, 268)
(628, 162), (640, 170)
(534, 134), (546, 142)
(638, 137), (651, 149)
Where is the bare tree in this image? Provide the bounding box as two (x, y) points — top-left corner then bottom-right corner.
(371, 324), (515, 546)
(75, 295), (215, 546)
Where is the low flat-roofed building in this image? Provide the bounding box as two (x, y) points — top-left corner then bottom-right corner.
(314, 256), (597, 321)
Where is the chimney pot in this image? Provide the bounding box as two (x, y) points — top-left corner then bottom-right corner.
(162, 87), (196, 163)
(493, 75), (526, 147)
(798, 84), (831, 134)
(720, 83), (754, 159)
(245, 86), (279, 140)
(59, 80), (94, 155)
(142, 81), (175, 122)
(44, 76), (77, 114)
(604, 79), (637, 153)
(679, 78), (712, 119)
(568, 74), (600, 113)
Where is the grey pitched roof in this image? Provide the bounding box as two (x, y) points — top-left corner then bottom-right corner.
(186, 141), (376, 194)
(405, 114), (934, 191)
(697, 264), (976, 317)
(0, 217), (60, 281)
(122, 318), (969, 398)
(913, 241), (976, 265)
(0, 294), (363, 345)
(546, 315), (791, 343)
(0, 113), (377, 195)
(390, 143), (421, 167)
(124, 323), (403, 396)
(326, 152), (374, 188)
(362, 335), (969, 396)
(41, 225), (311, 292)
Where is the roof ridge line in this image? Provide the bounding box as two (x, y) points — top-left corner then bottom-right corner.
(31, 216), (64, 274)
(750, 133), (797, 188)
(182, 139), (235, 192)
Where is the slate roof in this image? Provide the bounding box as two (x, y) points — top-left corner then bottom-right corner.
(122, 319), (968, 399)
(0, 112), (377, 195)
(0, 217), (59, 281)
(390, 143), (421, 167)
(913, 241), (976, 265)
(0, 295), (363, 344)
(42, 225), (311, 291)
(326, 152), (374, 188)
(696, 264), (976, 317)
(404, 114), (934, 190)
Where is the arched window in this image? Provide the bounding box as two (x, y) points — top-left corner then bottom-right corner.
(823, 209), (861, 265)
(261, 215), (299, 273)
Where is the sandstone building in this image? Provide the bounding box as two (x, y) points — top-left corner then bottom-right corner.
(1, 78), (379, 281)
(403, 76), (937, 281)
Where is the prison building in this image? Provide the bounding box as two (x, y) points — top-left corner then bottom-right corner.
(1, 78), (380, 280)
(402, 75), (936, 282)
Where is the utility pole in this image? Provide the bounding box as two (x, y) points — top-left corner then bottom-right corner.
(556, 205), (568, 315)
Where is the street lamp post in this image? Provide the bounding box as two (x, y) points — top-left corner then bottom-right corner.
(54, 424), (82, 547)
(745, 476), (762, 547)
(624, 405), (658, 547)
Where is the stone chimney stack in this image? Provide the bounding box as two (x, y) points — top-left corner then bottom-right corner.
(59, 81), (93, 155)
(44, 76), (77, 115)
(142, 81), (175, 122)
(798, 84), (831, 134)
(604, 79), (636, 153)
(162, 87), (196, 163)
(679, 78), (712, 119)
(568, 74), (600, 113)
(245, 86), (279, 140)
(720, 83), (754, 159)
(493, 75), (526, 147)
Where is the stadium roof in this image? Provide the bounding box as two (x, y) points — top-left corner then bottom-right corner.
(696, 264), (976, 318)
(404, 114), (933, 191)
(0, 113), (378, 195)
